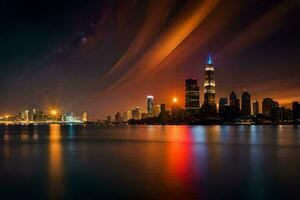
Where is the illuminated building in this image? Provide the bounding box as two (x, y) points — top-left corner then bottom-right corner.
(82, 112), (88, 122)
(24, 110), (29, 122)
(241, 90), (251, 116)
(147, 96), (154, 117)
(132, 106), (141, 120)
(292, 102), (300, 123)
(218, 97), (228, 112)
(154, 105), (161, 117)
(230, 91), (240, 109)
(185, 79), (200, 112)
(62, 112), (82, 123)
(28, 109), (34, 121)
(262, 98), (279, 117)
(201, 55), (217, 117)
(122, 111), (129, 122)
(253, 101), (259, 116)
(127, 111), (132, 120)
(203, 55), (216, 106)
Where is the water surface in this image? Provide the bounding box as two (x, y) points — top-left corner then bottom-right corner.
(1, 125), (300, 199)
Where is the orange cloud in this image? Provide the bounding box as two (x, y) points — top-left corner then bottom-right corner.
(103, 0), (220, 91)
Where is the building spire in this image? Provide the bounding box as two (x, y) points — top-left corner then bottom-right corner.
(207, 54), (213, 65)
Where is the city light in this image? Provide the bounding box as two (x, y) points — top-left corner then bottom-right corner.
(172, 97), (178, 103)
(51, 110), (57, 115)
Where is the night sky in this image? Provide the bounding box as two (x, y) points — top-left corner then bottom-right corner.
(1, 0), (300, 119)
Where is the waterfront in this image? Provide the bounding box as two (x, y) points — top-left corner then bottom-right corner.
(1, 125), (300, 199)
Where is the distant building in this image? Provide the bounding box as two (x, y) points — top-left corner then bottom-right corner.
(147, 96), (154, 117)
(271, 106), (281, 123)
(262, 98), (279, 117)
(28, 109), (34, 121)
(154, 105), (161, 117)
(185, 79), (200, 112)
(62, 112), (82, 123)
(82, 112), (88, 122)
(114, 112), (122, 123)
(107, 116), (112, 123)
(280, 107), (292, 122)
(241, 90), (251, 116)
(230, 91), (240, 109)
(24, 110), (29, 122)
(219, 98), (228, 112)
(141, 113), (149, 119)
(160, 104), (166, 114)
(128, 111), (132, 120)
(34, 110), (45, 122)
(132, 107), (141, 120)
(159, 104), (169, 123)
(122, 112), (129, 122)
(122, 111), (132, 122)
(253, 101), (259, 116)
(292, 102), (300, 123)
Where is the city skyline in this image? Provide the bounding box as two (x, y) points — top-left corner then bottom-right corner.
(0, 0), (299, 119)
(106, 56), (299, 124)
(1, 1), (300, 199)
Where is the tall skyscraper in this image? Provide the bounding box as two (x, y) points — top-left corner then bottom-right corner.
(262, 98), (279, 117)
(253, 101), (259, 115)
(241, 90), (251, 116)
(203, 55), (216, 106)
(185, 79), (200, 112)
(201, 55), (217, 117)
(230, 91), (240, 109)
(147, 96), (154, 117)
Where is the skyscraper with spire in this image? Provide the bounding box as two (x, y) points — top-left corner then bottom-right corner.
(201, 55), (217, 117)
(204, 54), (216, 105)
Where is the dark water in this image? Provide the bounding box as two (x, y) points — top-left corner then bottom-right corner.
(1, 125), (300, 199)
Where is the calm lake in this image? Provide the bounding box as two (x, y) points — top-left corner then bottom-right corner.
(1, 125), (300, 199)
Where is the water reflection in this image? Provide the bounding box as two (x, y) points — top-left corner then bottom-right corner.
(165, 126), (200, 198)
(48, 124), (64, 199)
(0, 125), (299, 199)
